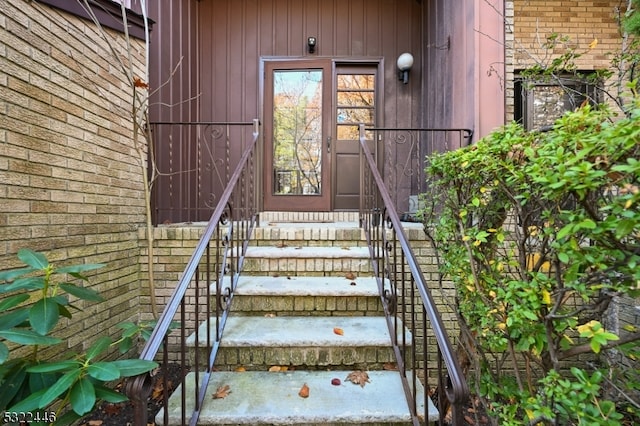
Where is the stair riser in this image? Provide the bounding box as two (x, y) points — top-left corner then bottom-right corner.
(194, 346), (402, 371)
(230, 294), (384, 316)
(253, 227), (366, 245)
(242, 257), (373, 276)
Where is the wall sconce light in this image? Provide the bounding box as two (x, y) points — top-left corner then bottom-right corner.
(397, 52), (414, 84)
(307, 36), (317, 54)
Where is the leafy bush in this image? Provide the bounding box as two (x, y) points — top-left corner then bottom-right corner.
(421, 104), (640, 425)
(0, 249), (157, 425)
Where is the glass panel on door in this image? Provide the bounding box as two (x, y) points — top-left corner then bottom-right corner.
(272, 70), (323, 196)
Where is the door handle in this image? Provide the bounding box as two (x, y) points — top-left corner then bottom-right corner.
(327, 136), (331, 153)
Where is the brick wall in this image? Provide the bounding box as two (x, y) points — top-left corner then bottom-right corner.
(0, 1), (147, 359)
(506, 0), (623, 120)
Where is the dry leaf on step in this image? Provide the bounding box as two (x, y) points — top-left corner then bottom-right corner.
(234, 366), (246, 372)
(212, 384), (231, 399)
(268, 365), (288, 372)
(345, 371), (370, 387)
(345, 272), (357, 280)
(298, 383), (310, 398)
(275, 241), (287, 248)
(333, 327), (344, 336)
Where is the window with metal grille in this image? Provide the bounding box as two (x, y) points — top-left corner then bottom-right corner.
(514, 72), (602, 131)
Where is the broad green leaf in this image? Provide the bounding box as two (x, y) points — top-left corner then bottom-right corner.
(56, 263), (106, 275)
(27, 360), (80, 373)
(59, 283), (104, 302)
(59, 305), (73, 319)
(29, 298), (60, 336)
(17, 249), (49, 270)
(0, 294), (30, 312)
(0, 362), (27, 408)
(0, 276), (45, 293)
(0, 308), (29, 330)
(70, 377), (96, 415)
(111, 359), (158, 377)
(8, 387), (48, 413)
(39, 369), (81, 408)
(87, 362), (121, 381)
(0, 329), (62, 346)
(118, 336), (133, 354)
(557, 252), (569, 264)
(0, 341), (8, 363)
(29, 370), (59, 393)
(86, 336), (112, 361)
(0, 267), (37, 282)
(95, 384), (128, 403)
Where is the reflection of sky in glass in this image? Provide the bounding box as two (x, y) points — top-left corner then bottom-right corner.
(274, 70), (321, 99)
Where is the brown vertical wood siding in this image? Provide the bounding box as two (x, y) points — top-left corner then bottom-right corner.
(147, 0), (472, 221)
(193, 0), (422, 125)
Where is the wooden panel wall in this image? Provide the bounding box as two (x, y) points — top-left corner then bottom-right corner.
(197, 0), (423, 128)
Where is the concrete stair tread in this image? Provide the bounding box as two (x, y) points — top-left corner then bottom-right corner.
(234, 275), (379, 297)
(188, 316), (410, 347)
(244, 245), (371, 258)
(158, 370), (436, 425)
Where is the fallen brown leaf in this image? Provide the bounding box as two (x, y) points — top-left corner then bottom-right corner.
(345, 272), (357, 280)
(212, 384), (231, 399)
(298, 383), (310, 398)
(102, 403), (122, 416)
(234, 366), (246, 372)
(383, 362), (398, 371)
(268, 365), (288, 372)
(87, 420), (103, 426)
(275, 241), (287, 248)
(333, 327), (344, 336)
(345, 370), (370, 387)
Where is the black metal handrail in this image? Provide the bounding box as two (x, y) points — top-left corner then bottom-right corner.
(359, 124), (469, 425)
(125, 119), (260, 426)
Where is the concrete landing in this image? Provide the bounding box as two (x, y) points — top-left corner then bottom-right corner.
(156, 370), (436, 425)
(188, 316), (411, 348)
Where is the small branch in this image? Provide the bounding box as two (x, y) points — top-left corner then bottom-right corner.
(557, 331), (640, 360)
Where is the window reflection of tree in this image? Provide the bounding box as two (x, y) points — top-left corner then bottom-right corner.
(337, 74), (375, 140)
(273, 71), (322, 195)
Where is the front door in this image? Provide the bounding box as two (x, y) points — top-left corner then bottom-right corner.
(264, 60), (377, 211)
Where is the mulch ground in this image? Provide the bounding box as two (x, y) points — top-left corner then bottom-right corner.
(77, 363), (185, 426)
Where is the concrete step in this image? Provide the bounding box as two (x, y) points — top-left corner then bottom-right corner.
(228, 275), (384, 316)
(188, 316), (411, 371)
(241, 246), (374, 276)
(156, 370), (437, 425)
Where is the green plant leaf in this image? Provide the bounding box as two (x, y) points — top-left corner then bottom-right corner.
(95, 384), (128, 403)
(0, 294), (30, 312)
(69, 377), (96, 415)
(0, 267), (37, 283)
(27, 360), (80, 373)
(0, 329), (62, 346)
(0, 341), (8, 364)
(87, 362), (121, 381)
(0, 276), (45, 293)
(0, 308), (29, 331)
(17, 249), (49, 270)
(29, 298), (60, 336)
(39, 369), (81, 408)
(111, 359), (158, 377)
(0, 361), (27, 408)
(86, 336), (112, 361)
(59, 283), (104, 302)
(8, 387), (48, 413)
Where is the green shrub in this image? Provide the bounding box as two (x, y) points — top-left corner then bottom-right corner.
(0, 249), (157, 425)
(421, 104), (640, 425)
